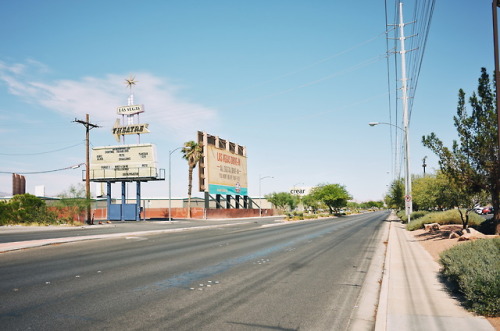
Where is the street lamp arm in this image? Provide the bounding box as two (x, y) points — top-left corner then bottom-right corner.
(169, 146), (183, 156)
(368, 122), (404, 131)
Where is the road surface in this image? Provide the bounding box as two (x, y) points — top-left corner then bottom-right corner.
(0, 211), (388, 330)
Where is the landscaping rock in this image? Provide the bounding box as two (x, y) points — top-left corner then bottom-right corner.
(424, 223), (440, 232)
(459, 227), (486, 241)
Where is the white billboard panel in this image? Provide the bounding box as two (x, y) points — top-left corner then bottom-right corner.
(90, 144), (158, 180)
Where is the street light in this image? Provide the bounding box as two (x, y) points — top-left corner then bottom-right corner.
(169, 147), (183, 222)
(369, 121), (412, 222)
(259, 175), (274, 217)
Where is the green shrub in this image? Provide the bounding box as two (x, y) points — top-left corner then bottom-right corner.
(399, 210), (430, 223)
(0, 201), (12, 226)
(410, 210), (429, 220)
(396, 210), (405, 220)
(439, 238), (500, 316)
(0, 194), (59, 226)
(406, 209), (484, 231)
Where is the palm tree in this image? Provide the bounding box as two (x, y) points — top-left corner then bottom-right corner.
(181, 141), (203, 218)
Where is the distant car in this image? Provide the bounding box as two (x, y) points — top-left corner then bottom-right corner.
(482, 207), (493, 215)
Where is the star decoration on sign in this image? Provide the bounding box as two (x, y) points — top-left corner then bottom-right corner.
(125, 75), (138, 90)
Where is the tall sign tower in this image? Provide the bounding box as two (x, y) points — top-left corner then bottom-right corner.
(89, 77), (165, 221)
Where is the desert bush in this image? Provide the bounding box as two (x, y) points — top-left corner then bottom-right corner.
(0, 194), (59, 225)
(439, 238), (500, 316)
(399, 210), (430, 223)
(0, 201), (12, 225)
(406, 209), (484, 231)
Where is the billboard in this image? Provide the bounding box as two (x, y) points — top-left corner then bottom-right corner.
(90, 143), (159, 181)
(206, 145), (248, 195)
(198, 131), (248, 196)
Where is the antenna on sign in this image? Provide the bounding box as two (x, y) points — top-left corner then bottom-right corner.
(125, 75), (137, 106)
(123, 75), (139, 142)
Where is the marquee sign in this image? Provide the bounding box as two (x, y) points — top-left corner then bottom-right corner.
(90, 143), (159, 180)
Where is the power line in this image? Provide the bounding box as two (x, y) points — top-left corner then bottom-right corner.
(0, 141), (84, 156)
(384, 0), (436, 180)
(0, 163), (84, 174)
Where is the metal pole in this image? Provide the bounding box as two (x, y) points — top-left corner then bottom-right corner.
(399, 3), (412, 222)
(494, 1), (500, 151)
(169, 147), (182, 222)
(259, 175), (262, 217)
(85, 114), (91, 224)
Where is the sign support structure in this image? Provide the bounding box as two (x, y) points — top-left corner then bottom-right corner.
(88, 77), (164, 222)
(197, 131), (257, 210)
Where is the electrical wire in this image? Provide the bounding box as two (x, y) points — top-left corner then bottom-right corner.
(0, 163), (85, 174)
(0, 141), (84, 156)
(384, 0), (436, 179)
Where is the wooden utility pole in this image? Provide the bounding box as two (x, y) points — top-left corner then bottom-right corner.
(73, 114), (99, 224)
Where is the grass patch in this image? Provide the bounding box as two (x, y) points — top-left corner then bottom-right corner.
(398, 210), (430, 223)
(406, 209), (484, 231)
(439, 238), (500, 316)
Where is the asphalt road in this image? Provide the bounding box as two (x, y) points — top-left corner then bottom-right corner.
(0, 217), (285, 243)
(0, 211), (389, 331)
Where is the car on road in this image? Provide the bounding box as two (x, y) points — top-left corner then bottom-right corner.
(480, 207), (494, 215)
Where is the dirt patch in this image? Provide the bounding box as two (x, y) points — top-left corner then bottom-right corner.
(411, 225), (499, 330)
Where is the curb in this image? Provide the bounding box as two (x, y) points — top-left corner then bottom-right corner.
(347, 214), (392, 330)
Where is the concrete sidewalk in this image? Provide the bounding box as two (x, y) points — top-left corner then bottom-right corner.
(375, 220), (494, 331)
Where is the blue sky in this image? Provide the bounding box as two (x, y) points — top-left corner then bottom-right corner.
(0, 0), (494, 202)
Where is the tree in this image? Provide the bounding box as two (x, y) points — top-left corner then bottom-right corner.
(359, 200), (384, 209)
(265, 192), (297, 212)
(412, 171), (487, 213)
(302, 194), (322, 213)
(310, 183), (351, 214)
(57, 184), (90, 223)
(422, 68), (500, 232)
(385, 178), (404, 210)
(412, 173), (448, 211)
(181, 140), (203, 218)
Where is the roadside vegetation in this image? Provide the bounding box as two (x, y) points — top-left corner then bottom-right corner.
(0, 185), (90, 226)
(440, 238), (500, 316)
(0, 194), (59, 226)
(265, 183), (383, 221)
(387, 68), (500, 317)
(403, 209), (484, 231)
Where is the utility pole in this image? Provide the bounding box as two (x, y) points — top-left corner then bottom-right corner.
(73, 114), (99, 225)
(494, 1), (500, 152)
(492, 1), (500, 233)
(422, 156), (427, 177)
(398, 2), (412, 222)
